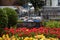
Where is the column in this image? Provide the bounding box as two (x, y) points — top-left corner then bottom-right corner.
(52, 0), (58, 7)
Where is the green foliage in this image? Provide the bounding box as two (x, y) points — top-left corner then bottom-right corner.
(0, 8), (8, 35)
(3, 8), (18, 27)
(0, 8), (8, 28)
(17, 0), (45, 10)
(30, 0), (45, 10)
(17, 20), (24, 23)
(43, 21), (60, 28)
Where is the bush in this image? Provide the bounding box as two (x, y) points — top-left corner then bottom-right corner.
(0, 8), (8, 28)
(0, 8), (8, 36)
(43, 21), (60, 28)
(3, 8), (18, 27)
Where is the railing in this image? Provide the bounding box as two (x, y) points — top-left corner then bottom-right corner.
(42, 6), (60, 20)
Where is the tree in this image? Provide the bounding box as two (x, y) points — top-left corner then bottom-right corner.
(3, 8), (18, 27)
(30, 0), (45, 10)
(0, 8), (8, 36)
(17, 0), (45, 10)
(0, 8), (8, 28)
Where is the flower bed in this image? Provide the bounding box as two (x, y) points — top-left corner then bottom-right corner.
(0, 34), (59, 40)
(3, 27), (60, 40)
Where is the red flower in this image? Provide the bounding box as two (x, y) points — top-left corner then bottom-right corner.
(57, 35), (60, 38)
(18, 33), (22, 37)
(3, 27), (60, 38)
(44, 28), (49, 34)
(4, 27), (9, 31)
(9, 28), (15, 34)
(16, 28), (20, 33)
(4, 27), (9, 34)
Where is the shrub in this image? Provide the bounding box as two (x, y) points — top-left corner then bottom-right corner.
(3, 8), (18, 27)
(0, 8), (8, 28)
(43, 21), (60, 28)
(0, 8), (8, 36)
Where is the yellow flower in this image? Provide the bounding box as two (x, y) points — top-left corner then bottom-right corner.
(11, 35), (15, 38)
(55, 38), (59, 40)
(29, 37), (33, 40)
(6, 34), (9, 38)
(50, 38), (59, 40)
(45, 38), (50, 40)
(2, 34), (6, 39)
(8, 38), (10, 40)
(24, 37), (29, 40)
(40, 38), (44, 40)
(35, 34), (45, 39)
(0, 37), (2, 40)
(33, 39), (38, 40)
(12, 38), (16, 40)
(4, 38), (10, 40)
(22, 37), (23, 39)
(16, 38), (19, 40)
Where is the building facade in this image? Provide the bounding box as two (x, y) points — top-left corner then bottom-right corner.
(0, 0), (17, 6)
(44, 0), (60, 7)
(43, 0), (60, 20)
(45, 0), (58, 6)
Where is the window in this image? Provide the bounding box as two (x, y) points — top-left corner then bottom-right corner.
(58, 0), (60, 6)
(45, 0), (52, 6)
